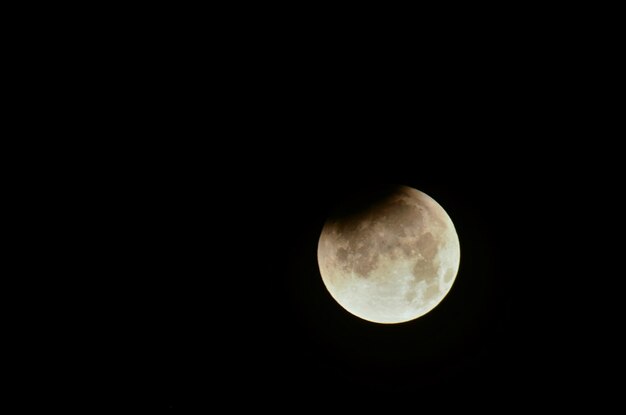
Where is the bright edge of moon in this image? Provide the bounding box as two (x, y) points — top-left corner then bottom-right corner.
(317, 185), (460, 324)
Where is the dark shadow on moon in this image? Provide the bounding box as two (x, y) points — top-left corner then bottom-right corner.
(324, 183), (430, 279)
(325, 183), (405, 224)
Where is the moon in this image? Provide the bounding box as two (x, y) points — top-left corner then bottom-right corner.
(317, 185), (460, 324)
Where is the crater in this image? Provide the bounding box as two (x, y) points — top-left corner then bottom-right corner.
(412, 258), (436, 283)
(424, 282), (440, 300)
(416, 232), (438, 261)
(353, 252), (379, 277)
(336, 248), (349, 262)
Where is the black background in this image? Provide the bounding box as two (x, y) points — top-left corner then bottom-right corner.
(122, 135), (569, 408)
(82, 94), (619, 409)
(83, 63), (621, 408)
(12, 6), (622, 409)
(73, 18), (620, 407)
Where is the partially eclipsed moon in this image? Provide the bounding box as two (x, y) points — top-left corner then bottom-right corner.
(317, 185), (460, 324)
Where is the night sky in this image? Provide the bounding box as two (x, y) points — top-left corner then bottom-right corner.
(100, 117), (623, 410)
(26, 9), (619, 409)
(99, 57), (617, 407)
(121, 139), (574, 409)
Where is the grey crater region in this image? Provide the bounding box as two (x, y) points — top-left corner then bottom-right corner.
(317, 185), (460, 324)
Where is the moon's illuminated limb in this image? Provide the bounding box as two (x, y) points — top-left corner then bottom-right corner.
(317, 185), (460, 324)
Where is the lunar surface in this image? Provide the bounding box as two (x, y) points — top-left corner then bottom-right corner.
(317, 185), (460, 324)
